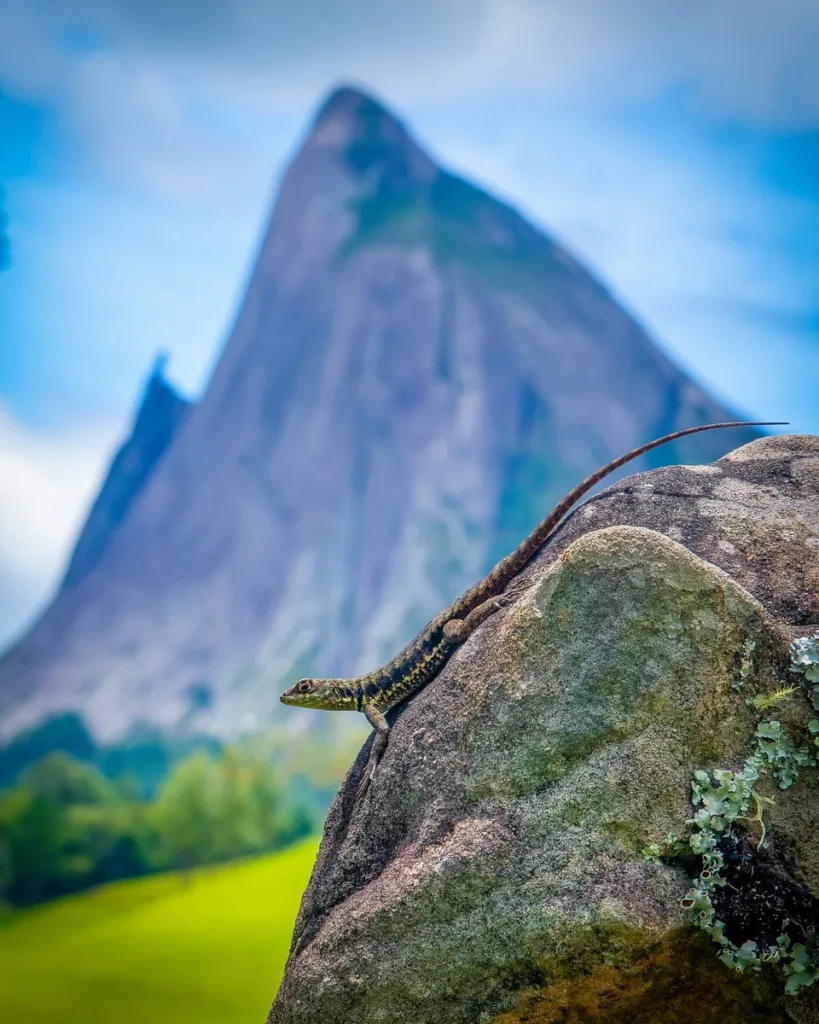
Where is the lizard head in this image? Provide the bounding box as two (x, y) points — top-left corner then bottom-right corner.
(280, 678), (358, 711)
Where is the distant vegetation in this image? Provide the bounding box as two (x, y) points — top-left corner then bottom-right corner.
(0, 839), (318, 1024)
(0, 746), (309, 907)
(0, 712), (362, 908)
(0, 712), (222, 796)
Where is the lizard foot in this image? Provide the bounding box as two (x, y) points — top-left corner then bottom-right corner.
(357, 764), (376, 800)
(501, 576), (534, 601)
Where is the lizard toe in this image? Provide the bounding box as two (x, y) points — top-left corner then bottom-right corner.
(357, 766), (375, 800)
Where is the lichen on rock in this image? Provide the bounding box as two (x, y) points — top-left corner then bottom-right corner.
(268, 435), (819, 1024)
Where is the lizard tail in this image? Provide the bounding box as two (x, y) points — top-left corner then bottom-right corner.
(489, 420), (789, 587)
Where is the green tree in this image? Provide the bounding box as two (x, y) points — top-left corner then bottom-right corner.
(23, 752), (115, 807)
(151, 752), (223, 870)
(0, 788), (69, 905)
(248, 757), (290, 848)
(0, 832), (12, 908)
(0, 713), (97, 789)
(1, 754), (153, 904)
(64, 803), (152, 886)
(215, 748), (261, 860)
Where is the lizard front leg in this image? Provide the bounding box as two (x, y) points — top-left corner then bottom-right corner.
(442, 577), (534, 644)
(357, 704), (390, 799)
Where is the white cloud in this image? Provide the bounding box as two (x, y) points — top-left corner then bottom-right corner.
(0, 1), (64, 100)
(35, 0), (478, 72)
(0, 3), (286, 203)
(2, 0), (817, 208)
(0, 405), (120, 647)
(454, 0), (819, 127)
(5, 0), (819, 129)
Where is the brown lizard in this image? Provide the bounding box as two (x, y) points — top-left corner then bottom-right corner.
(280, 421), (786, 796)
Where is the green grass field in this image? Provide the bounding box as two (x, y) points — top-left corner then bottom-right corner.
(0, 838), (318, 1024)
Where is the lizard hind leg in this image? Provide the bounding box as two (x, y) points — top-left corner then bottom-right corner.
(442, 577), (535, 646)
(442, 592), (508, 645)
(358, 704), (390, 799)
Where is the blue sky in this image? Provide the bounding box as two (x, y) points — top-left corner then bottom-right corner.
(1, 0), (818, 646)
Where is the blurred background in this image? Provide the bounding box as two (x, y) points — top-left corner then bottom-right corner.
(0, 2), (817, 1022)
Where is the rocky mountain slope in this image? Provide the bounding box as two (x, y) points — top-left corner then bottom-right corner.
(0, 85), (764, 740)
(60, 355), (192, 589)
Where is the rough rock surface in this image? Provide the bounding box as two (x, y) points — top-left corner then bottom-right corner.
(269, 434), (819, 1024)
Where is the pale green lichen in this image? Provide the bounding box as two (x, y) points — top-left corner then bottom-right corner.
(646, 633), (819, 994)
(641, 834), (687, 865)
(776, 932), (819, 994)
(753, 719), (814, 790)
(791, 633), (819, 681)
(792, 632), (819, 711)
(732, 638), (757, 693)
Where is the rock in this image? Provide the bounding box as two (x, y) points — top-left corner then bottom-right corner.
(268, 434), (819, 1024)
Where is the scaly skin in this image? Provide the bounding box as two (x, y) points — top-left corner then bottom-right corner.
(280, 421), (786, 795)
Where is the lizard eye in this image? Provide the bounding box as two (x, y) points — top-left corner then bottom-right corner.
(297, 680), (312, 693)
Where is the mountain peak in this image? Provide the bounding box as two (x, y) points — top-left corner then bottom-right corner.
(59, 358), (192, 591)
(312, 84), (392, 127)
(148, 350), (170, 384)
(304, 83), (437, 186)
(256, 83), (439, 265)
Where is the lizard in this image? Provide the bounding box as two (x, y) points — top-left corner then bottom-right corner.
(280, 420), (787, 796)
